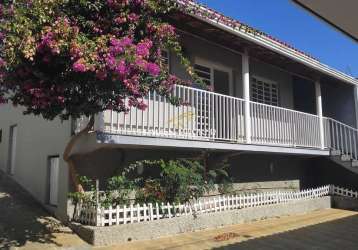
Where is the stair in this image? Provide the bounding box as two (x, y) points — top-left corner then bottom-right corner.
(329, 150), (358, 174)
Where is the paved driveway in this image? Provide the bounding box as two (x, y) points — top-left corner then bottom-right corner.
(0, 173), (88, 250)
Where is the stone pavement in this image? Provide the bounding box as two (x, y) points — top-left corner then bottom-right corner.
(99, 208), (358, 250)
(1, 172), (358, 250)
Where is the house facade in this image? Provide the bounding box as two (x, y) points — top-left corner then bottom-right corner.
(1, 1), (358, 221)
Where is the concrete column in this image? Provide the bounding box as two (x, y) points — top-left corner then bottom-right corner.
(242, 49), (251, 143)
(354, 85), (358, 129)
(315, 80), (325, 149)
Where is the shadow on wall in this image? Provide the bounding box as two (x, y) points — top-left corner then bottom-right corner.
(71, 147), (201, 189)
(228, 154), (314, 188)
(308, 157), (358, 190)
(212, 214), (358, 250)
(0, 173), (70, 249)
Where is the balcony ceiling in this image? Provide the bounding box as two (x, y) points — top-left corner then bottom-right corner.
(168, 12), (331, 83)
(293, 0), (358, 42)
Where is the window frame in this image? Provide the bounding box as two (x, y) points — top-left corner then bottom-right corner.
(161, 49), (170, 73)
(47, 155), (60, 207)
(251, 75), (279, 106)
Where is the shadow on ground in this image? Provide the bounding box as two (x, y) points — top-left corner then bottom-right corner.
(213, 214), (358, 250)
(0, 173), (71, 249)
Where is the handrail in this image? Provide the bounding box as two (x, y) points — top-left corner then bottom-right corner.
(249, 100), (320, 119)
(324, 117), (358, 132)
(324, 117), (358, 160)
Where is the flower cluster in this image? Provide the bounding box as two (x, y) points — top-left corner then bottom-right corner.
(0, 0), (196, 120)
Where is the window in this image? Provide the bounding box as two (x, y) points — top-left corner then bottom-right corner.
(161, 50), (170, 72)
(194, 64), (212, 86)
(251, 76), (279, 106)
(48, 156), (60, 206)
(7, 125), (17, 175)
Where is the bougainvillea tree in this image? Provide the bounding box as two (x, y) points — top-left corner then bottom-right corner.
(0, 0), (201, 191)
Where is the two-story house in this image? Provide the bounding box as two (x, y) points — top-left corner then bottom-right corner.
(1, 1), (358, 221)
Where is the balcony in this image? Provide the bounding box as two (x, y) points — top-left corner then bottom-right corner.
(78, 84), (356, 160)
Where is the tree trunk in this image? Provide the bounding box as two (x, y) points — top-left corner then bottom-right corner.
(63, 116), (95, 193)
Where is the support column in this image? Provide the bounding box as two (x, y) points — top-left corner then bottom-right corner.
(315, 80), (325, 149)
(242, 49), (251, 143)
(354, 85), (358, 129)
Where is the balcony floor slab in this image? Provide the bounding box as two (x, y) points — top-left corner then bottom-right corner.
(95, 132), (329, 157)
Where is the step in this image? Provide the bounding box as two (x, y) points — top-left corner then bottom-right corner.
(341, 154), (352, 162)
(352, 160), (358, 168)
(330, 149), (341, 156)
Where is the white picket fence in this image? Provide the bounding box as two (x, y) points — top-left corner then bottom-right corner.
(73, 185), (358, 227)
(331, 185), (358, 198)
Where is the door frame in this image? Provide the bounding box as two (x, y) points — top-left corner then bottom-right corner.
(7, 124), (17, 175)
(194, 57), (234, 96)
(47, 155), (60, 207)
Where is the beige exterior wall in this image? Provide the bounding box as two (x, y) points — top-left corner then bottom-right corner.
(0, 104), (71, 220)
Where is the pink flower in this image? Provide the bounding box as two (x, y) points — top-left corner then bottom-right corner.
(146, 63), (160, 76)
(114, 16), (126, 25)
(96, 70), (107, 80)
(136, 40), (152, 58)
(0, 96), (6, 104)
(111, 37), (132, 48)
(0, 58), (5, 67)
(57, 96), (65, 103)
(116, 60), (128, 76)
(105, 55), (116, 70)
(128, 13), (139, 22)
(0, 32), (5, 42)
(137, 100), (148, 110)
(135, 58), (148, 69)
(72, 60), (87, 72)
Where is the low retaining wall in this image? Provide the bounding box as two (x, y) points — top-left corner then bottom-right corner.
(332, 196), (358, 210)
(70, 196), (331, 246)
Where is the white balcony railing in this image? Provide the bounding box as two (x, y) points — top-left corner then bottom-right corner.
(97, 84), (334, 150)
(324, 118), (358, 160)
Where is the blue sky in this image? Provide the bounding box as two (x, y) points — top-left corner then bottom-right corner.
(197, 0), (358, 78)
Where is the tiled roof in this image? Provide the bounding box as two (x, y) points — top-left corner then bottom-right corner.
(176, 0), (319, 61)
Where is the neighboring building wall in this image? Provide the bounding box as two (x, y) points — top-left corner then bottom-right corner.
(0, 104), (71, 220)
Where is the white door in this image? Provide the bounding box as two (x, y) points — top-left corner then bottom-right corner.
(8, 125), (17, 175)
(49, 157), (59, 206)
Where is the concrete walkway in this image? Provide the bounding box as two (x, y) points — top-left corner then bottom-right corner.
(99, 208), (358, 250)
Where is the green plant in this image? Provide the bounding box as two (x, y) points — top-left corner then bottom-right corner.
(126, 159), (215, 204)
(102, 175), (134, 208)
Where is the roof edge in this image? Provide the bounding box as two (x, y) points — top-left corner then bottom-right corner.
(176, 0), (358, 86)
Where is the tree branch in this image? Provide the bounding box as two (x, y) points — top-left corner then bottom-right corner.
(63, 116), (95, 192)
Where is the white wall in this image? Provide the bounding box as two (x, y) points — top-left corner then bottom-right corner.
(0, 104), (71, 220)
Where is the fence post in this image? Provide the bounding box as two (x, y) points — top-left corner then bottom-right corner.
(123, 205), (127, 224)
(149, 203), (153, 220)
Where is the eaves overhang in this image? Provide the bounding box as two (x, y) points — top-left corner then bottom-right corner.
(176, 0), (358, 86)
